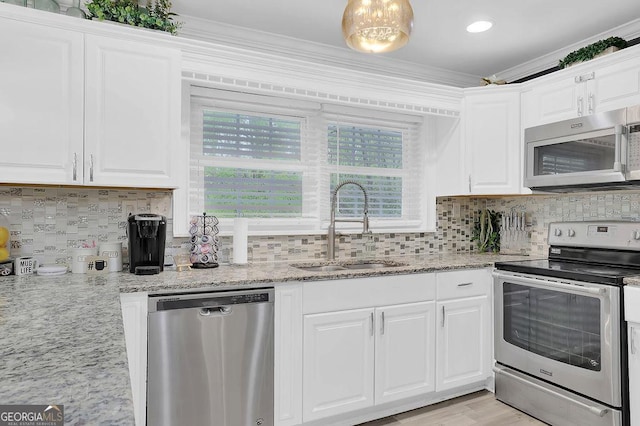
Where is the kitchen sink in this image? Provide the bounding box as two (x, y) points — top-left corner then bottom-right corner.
(292, 260), (406, 272)
(294, 265), (348, 272)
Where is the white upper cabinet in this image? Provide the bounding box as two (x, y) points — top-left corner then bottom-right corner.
(85, 35), (180, 188)
(0, 19), (84, 185)
(463, 87), (523, 195)
(522, 53), (640, 128)
(0, 14), (181, 188)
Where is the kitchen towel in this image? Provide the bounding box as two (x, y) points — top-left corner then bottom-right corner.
(233, 218), (248, 264)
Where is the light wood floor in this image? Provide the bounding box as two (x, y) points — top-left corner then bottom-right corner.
(358, 390), (547, 425)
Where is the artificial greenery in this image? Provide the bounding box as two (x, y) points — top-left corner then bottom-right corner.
(559, 36), (627, 69)
(86, 0), (181, 35)
(471, 209), (501, 253)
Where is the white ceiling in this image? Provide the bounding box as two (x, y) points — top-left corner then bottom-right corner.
(171, 0), (640, 87)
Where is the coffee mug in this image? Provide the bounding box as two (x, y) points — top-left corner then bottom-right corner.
(72, 247), (98, 274)
(15, 256), (39, 276)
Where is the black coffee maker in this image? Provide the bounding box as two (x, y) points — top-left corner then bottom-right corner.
(128, 214), (167, 274)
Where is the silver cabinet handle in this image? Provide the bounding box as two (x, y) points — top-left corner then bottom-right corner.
(370, 312), (374, 337)
(577, 96), (583, 116)
(468, 175), (471, 193)
(89, 154), (94, 182)
(457, 282), (473, 287)
(72, 152), (78, 181)
(632, 326), (637, 355)
(493, 367), (609, 417)
(381, 311), (385, 335)
(588, 93), (594, 114)
(441, 305), (445, 327)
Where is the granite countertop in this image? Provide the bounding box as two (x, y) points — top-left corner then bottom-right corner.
(0, 252), (531, 425)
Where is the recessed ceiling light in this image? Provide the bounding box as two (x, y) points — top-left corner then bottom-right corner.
(466, 21), (493, 33)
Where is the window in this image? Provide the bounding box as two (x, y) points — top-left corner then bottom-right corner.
(201, 111), (303, 217)
(328, 124), (404, 218)
(188, 86), (426, 234)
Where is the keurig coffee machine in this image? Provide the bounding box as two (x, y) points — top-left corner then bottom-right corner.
(128, 214), (167, 274)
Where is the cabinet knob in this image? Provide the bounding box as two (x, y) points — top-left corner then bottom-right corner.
(554, 228), (562, 237)
(568, 229), (575, 237)
(633, 231), (640, 240)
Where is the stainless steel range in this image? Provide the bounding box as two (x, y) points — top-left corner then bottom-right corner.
(493, 221), (640, 426)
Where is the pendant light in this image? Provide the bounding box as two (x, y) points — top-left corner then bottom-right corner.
(342, 0), (414, 54)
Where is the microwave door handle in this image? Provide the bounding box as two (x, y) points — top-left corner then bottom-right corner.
(618, 124), (628, 175)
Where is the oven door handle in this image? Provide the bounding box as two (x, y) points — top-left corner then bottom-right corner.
(494, 271), (606, 296)
(493, 367), (609, 417)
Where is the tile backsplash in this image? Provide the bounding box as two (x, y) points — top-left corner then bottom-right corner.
(3, 185), (640, 266)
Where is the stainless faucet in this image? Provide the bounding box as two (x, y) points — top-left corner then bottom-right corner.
(327, 181), (370, 260)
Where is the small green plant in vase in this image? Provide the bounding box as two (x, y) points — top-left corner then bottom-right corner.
(471, 209), (502, 253)
(86, 0), (181, 35)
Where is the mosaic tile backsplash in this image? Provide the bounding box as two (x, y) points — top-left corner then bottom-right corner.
(2, 185), (640, 266)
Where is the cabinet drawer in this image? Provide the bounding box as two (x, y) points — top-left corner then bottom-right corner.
(303, 273), (435, 314)
(436, 269), (491, 300)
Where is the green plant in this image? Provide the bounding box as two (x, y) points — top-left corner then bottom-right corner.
(471, 209), (501, 253)
(559, 36), (627, 69)
(86, 0), (181, 35)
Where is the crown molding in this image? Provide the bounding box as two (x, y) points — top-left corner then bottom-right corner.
(496, 18), (640, 83)
(176, 14), (480, 88)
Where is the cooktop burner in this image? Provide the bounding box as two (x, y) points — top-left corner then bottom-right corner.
(495, 258), (640, 285)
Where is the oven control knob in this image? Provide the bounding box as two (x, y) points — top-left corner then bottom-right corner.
(554, 228), (562, 237)
(568, 229), (575, 237)
(634, 230), (640, 240)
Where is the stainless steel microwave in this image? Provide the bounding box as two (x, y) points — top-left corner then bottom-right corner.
(524, 105), (640, 191)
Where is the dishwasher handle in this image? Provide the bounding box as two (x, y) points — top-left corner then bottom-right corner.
(199, 306), (232, 316)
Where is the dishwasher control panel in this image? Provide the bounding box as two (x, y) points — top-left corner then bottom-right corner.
(150, 288), (274, 312)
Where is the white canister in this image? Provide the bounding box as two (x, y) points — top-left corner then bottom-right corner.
(72, 247), (98, 274)
(99, 242), (123, 272)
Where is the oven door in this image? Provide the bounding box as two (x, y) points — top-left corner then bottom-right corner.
(494, 270), (622, 407)
(524, 125), (626, 188)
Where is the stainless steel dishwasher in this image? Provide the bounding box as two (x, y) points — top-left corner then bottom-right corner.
(147, 288), (274, 426)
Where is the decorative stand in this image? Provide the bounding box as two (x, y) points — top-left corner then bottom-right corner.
(189, 212), (219, 269)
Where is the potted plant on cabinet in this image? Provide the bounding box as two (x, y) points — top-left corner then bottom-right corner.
(85, 0), (181, 35)
(559, 36), (627, 69)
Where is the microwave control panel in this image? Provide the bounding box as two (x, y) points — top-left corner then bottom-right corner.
(628, 124), (640, 175)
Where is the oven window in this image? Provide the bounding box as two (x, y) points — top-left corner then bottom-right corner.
(533, 137), (615, 176)
(503, 282), (601, 371)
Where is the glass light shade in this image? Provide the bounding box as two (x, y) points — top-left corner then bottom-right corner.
(342, 0), (414, 53)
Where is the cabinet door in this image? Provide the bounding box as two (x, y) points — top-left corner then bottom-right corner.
(629, 323), (640, 426)
(375, 301), (436, 404)
(0, 18), (84, 185)
(589, 57), (640, 114)
(436, 296), (490, 392)
(465, 89), (522, 195)
(303, 308), (374, 422)
(521, 76), (582, 127)
(85, 35), (180, 188)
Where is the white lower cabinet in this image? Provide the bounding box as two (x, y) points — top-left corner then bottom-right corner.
(436, 269), (492, 392)
(302, 301), (436, 422)
(303, 308), (376, 421)
(436, 296), (490, 391)
(374, 302), (436, 404)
